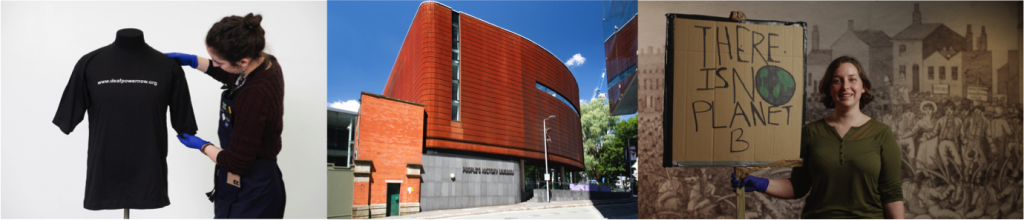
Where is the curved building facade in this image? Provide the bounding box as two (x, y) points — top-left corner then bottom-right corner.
(383, 2), (584, 170)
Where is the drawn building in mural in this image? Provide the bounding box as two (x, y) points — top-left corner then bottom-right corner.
(961, 26), (994, 102)
(806, 25), (833, 101)
(996, 49), (1021, 105)
(891, 4), (968, 97)
(832, 20), (893, 89)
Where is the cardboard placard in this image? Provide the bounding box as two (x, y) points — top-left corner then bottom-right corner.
(664, 14), (806, 167)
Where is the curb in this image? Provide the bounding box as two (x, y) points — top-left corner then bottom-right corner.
(394, 198), (637, 219)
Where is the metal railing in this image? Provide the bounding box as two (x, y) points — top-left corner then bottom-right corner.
(526, 181), (636, 192)
(525, 181), (571, 190)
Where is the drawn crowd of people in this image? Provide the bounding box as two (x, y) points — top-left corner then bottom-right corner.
(807, 88), (1024, 218)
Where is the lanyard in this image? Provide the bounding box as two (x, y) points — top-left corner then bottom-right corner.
(221, 58), (269, 99)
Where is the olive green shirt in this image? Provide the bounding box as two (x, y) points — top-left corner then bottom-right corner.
(790, 119), (904, 218)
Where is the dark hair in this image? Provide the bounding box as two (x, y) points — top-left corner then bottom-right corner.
(818, 56), (874, 109)
(206, 13), (265, 67)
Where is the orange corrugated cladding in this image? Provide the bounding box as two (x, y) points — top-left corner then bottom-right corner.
(352, 93), (424, 206)
(383, 2), (584, 170)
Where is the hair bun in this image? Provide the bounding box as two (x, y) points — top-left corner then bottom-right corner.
(243, 13), (263, 29)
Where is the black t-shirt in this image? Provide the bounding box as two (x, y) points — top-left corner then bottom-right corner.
(53, 43), (198, 210)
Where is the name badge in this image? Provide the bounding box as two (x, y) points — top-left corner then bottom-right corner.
(227, 172), (241, 188)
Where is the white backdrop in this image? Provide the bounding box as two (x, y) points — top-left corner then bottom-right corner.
(2, 1), (326, 218)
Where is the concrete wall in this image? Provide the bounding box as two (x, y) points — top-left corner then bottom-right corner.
(420, 153), (521, 211)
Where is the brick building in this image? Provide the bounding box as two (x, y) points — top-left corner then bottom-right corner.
(350, 92), (425, 218)
(349, 1), (585, 217)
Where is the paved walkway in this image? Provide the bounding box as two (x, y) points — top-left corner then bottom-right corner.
(385, 197), (638, 219)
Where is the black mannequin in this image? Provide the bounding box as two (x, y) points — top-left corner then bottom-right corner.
(114, 28), (146, 50)
(116, 30), (140, 218)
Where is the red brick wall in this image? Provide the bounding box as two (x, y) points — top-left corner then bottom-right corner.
(353, 182), (370, 206)
(383, 2), (584, 170)
(353, 93), (424, 206)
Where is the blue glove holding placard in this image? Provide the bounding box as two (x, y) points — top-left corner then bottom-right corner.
(731, 173), (769, 193)
(177, 133), (210, 151)
(166, 52), (199, 69)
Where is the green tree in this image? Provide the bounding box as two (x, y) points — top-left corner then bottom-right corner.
(579, 96), (619, 182)
(598, 116), (638, 181)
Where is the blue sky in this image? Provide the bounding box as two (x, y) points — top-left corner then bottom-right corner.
(327, 1), (611, 113)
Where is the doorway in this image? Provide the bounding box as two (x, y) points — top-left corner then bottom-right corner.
(386, 183), (400, 216)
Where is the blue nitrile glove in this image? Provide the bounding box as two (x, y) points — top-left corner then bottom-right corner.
(166, 52), (199, 69)
(177, 133), (210, 151)
(731, 173), (769, 193)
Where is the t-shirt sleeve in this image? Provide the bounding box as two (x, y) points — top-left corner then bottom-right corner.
(52, 53), (94, 134)
(203, 59), (234, 84)
(877, 125), (904, 204)
(169, 65), (198, 137)
(789, 125), (813, 199)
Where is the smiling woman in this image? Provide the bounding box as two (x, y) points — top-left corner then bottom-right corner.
(734, 56), (905, 218)
(818, 56), (874, 110)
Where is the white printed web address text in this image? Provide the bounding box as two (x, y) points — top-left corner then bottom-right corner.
(97, 78), (158, 86)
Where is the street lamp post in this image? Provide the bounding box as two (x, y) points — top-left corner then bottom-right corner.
(543, 115), (555, 203)
(629, 135), (637, 195)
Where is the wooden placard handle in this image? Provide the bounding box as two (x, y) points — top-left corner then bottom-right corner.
(734, 159), (803, 219)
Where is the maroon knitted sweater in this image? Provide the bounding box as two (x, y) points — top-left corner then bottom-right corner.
(203, 55), (284, 175)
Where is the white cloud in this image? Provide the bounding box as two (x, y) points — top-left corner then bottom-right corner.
(329, 100), (360, 113)
(564, 53), (586, 67)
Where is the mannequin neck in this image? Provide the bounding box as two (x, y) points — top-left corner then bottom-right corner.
(114, 28), (146, 50)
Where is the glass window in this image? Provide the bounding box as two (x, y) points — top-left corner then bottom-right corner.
(327, 110), (355, 167)
(939, 66), (946, 80)
(928, 66), (934, 80)
(451, 101), (460, 121)
(453, 60), (460, 80)
(899, 44), (906, 57)
(452, 26), (459, 46)
(607, 64), (637, 89)
(452, 80), (459, 102)
(536, 82), (579, 114)
(452, 26), (459, 58)
(451, 12), (461, 121)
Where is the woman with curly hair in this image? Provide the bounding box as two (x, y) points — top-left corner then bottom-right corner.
(732, 56), (905, 218)
(166, 13), (286, 218)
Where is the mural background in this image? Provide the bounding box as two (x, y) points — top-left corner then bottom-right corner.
(637, 1), (1023, 218)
